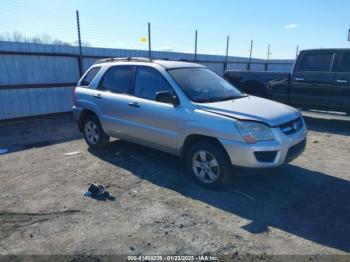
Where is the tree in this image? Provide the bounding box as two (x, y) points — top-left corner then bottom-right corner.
(0, 31), (90, 47)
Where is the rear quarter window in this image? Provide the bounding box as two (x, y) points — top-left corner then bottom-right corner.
(79, 67), (101, 87)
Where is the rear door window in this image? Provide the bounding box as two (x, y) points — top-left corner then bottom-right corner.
(100, 66), (133, 93)
(79, 67), (101, 87)
(298, 53), (333, 72)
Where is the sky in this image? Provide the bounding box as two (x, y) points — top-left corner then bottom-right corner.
(1, 0), (350, 59)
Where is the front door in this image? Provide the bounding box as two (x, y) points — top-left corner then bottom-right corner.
(290, 51), (336, 110)
(126, 66), (183, 153)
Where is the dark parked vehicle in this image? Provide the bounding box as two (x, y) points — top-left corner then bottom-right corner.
(224, 49), (350, 114)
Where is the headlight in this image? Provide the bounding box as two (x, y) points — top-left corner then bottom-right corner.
(235, 121), (274, 144)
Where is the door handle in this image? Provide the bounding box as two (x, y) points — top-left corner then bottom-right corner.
(93, 94), (102, 99)
(128, 102), (140, 108)
(294, 77), (304, 81)
(336, 79), (347, 84)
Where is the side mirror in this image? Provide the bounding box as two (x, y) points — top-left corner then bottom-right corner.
(155, 91), (179, 106)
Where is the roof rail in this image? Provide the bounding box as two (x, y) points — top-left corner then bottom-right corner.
(94, 57), (152, 64)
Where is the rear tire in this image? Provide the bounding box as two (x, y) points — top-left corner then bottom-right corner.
(82, 114), (110, 149)
(186, 140), (232, 189)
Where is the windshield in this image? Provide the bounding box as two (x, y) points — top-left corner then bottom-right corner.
(168, 67), (244, 103)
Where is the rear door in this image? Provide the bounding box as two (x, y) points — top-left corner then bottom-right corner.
(333, 51), (350, 113)
(290, 51), (336, 110)
(93, 65), (135, 136)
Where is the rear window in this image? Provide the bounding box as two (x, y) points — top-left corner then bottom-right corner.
(79, 67), (100, 87)
(298, 53), (333, 72)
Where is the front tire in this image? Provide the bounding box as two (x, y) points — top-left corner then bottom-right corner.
(83, 114), (110, 149)
(186, 140), (232, 189)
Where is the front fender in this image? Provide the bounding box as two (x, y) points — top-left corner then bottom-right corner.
(176, 109), (244, 150)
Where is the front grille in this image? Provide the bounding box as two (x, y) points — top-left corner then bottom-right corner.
(279, 117), (303, 135)
(286, 139), (306, 162)
(254, 151), (278, 163)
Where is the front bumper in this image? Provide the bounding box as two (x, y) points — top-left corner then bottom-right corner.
(219, 122), (307, 168)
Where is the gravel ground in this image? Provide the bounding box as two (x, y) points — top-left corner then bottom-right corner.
(0, 112), (349, 257)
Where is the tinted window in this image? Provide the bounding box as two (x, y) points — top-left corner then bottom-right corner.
(338, 53), (350, 72)
(80, 67), (100, 86)
(298, 53), (333, 72)
(134, 67), (174, 100)
(100, 66), (132, 93)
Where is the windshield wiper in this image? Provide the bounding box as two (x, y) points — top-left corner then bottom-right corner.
(194, 93), (247, 103)
(195, 98), (217, 103)
(213, 94), (247, 102)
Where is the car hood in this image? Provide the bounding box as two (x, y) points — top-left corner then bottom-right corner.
(195, 96), (300, 126)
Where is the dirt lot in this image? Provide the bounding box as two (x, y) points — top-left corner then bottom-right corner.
(0, 112), (350, 256)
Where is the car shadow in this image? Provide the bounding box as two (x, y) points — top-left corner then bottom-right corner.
(89, 139), (350, 253)
(303, 115), (350, 137)
(0, 113), (82, 154)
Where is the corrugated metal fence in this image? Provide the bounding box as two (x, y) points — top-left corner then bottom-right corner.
(0, 41), (294, 120)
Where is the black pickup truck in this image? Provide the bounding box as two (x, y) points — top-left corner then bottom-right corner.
(224, 49), (350, 114)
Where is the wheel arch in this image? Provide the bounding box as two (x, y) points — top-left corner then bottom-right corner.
(179, 134), (229, 162)
(78, 109), (98, 131)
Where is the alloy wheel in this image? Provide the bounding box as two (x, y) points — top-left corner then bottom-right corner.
(85, 120), (99, 145)
(192, 150), (220, 183)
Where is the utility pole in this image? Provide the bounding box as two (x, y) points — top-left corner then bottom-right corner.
(247, 40), (253, 71)
(76, 10), (83, 77)
(267, 43), (271, 60)
(266, 43), (271, 71)
(194, 30), (198, 62)
(225, 35), (230, 70)
(295, 45), (299, 60)
(148, 22), (152, 60)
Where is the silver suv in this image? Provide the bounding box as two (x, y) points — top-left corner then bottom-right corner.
(73, 58), (307, 188)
